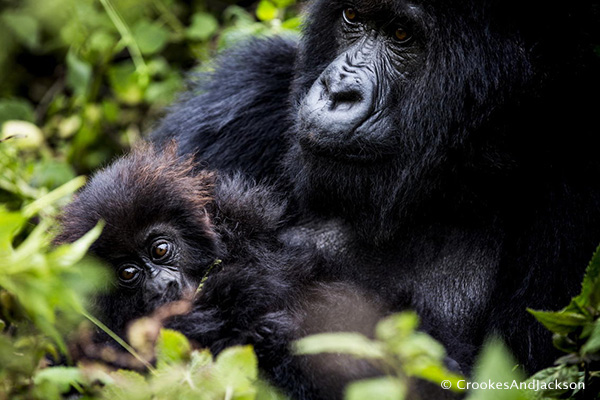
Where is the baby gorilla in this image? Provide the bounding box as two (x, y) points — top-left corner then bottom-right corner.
(57, 144), (386, 399)
(56, 145), (222, 339)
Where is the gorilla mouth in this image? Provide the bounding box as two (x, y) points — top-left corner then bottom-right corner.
(299, 135), (392, 165)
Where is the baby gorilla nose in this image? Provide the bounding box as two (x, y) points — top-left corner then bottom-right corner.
(164, 279), (182, 300)
(143, 270), (183, 307)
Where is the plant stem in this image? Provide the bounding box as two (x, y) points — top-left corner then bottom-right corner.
(97, 0), (148, 76)
(82, 309), (156, 373)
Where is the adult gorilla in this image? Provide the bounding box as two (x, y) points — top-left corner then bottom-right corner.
(152, 0), (600, 373)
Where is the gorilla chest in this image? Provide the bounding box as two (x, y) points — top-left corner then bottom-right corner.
(287, 221), (502, 335)
(394, 232), (501, 334)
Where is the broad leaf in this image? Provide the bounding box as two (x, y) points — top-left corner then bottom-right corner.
(294, 332), (385, 359)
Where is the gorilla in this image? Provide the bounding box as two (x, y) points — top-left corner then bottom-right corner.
(56, 145), (219, 339)
(57, 145), (395, 399)
(151, 0), (600, 373)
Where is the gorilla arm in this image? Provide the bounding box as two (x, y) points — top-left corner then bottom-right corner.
(150, 37), (298, 184)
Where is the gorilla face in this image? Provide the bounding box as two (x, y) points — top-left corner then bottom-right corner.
(288, 0), (532, 239)
(94, 224), (194, 310)
(297, 3), (426, 164)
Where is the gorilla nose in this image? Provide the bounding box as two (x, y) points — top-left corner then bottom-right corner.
(145, 276), (182, 306)
(327, 77), (365, 112)
(299, 61), (373, 141)
(164, 280), (181, 299)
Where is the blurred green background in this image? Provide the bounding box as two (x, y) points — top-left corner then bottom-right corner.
(0, 0), (301, 179)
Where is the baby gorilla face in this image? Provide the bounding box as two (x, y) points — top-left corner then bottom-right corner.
(116, 237), (179, 295)
(56, 144), (220, 338)
(104, 229), (191, 310)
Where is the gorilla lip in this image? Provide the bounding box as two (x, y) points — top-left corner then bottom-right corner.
(299, 131), (392, 164)
(301, 139), (390, 164)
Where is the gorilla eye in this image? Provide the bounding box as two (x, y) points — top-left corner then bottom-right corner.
(394, 27), (411, 42)
(343, 8), (358, 24)
(150, 239), (171, 261)
(118, 265), (140, 283)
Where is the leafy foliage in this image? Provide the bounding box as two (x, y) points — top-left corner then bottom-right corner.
(100, 330), (284, 400)
(0, 0), (301, 174)
(527, 246), (600, 399)
(0, 142), (106, 398)
(295, 311), (465, 399)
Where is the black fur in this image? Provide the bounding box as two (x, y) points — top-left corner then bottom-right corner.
(150, 0), (600, 375)
(58, 145), (398, 399)
(152, 36), (298, 184)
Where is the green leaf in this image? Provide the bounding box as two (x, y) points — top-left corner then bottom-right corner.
(189, 348), (214, 372)
(102, 369), (148, 399)
(1, 120), (45, 150)
(214, 345), (259, 399)
(573, 244), (600, 313)
(66, 50), (92, 96)
(187, 12), (219, 41)
(256, 0), (278, 22)
(155, 329), (191, 368)
(527, 365), (584, 398)
(22, 176), (86, 219)
(255, 379), (288, 400)
(0, 98), (35, 125)
(345, 377), (406, 400)
(145, 76), (182, 105)
(1, 11), (40, 49)
(468, 338), (529, 400)
(33, 366), (85, 394)
(48, 220), (104, 269)
(101, 100), (120, 122)
(527, 309), (589, 335)
(376, 311), (419, 342)
(294, 332), (385, 359)
(551, 334), (579, 353)
(108, 61), (146, 104)
(31, 160), (77, 190)
(281, 17), (302, 31)
(581, 319), (600, 355)
(132, 20), (170, 55)
(0, 208), (26, 255)
(88, 30), (117, 54)
(272, 0), (295, 7)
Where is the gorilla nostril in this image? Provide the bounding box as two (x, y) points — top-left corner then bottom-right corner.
(333, 90), (362, 103)
(165, 280), (181, 299)
(329, 88), (363, 111)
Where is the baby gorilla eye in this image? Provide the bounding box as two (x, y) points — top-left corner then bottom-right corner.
(118, 265), (140, 283)
(342, 8), (358, 24)
(150, 239), (171, 261)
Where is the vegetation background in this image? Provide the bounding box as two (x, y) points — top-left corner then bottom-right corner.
(0, 0), (599, 399)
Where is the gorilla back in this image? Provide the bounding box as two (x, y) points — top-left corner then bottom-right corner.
(151, 0), (600, 373)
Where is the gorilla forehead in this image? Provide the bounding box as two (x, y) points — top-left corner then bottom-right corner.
(58, 145), (215, 247)
(83, 150), (211, 225)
